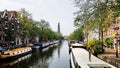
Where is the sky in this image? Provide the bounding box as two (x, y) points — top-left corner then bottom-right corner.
(0, 0), (76, 36)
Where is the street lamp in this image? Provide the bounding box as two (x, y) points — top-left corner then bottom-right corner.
(113, 26), (119, 58)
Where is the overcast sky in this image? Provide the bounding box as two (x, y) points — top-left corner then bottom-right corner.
(0, 0), (76, 36)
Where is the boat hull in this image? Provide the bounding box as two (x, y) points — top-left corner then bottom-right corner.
(0, 47), (32, 61)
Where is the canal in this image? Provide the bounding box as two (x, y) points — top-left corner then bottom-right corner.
(0, 40), (70, 68)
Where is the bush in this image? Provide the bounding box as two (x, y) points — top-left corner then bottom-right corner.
(104, 37), (112, 48)
(86, 38), (103, 56)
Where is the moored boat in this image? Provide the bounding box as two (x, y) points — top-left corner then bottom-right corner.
(69, 42), (86, 53)
(32, 43), (42, 49)
(0, 46), (32, 59)
(70, 43), (116, 68)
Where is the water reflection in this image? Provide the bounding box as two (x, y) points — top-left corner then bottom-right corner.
(0, 54), (32, 68)
(29, 45), (59, 68)
(0, 41), (70, 68)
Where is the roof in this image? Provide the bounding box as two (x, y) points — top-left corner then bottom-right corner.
(71, 43), (84, 46)
(0, 10), (17, 20)
(71, 48), (116, 68)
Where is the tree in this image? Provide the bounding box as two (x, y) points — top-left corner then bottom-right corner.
(73, 0), (115, 50)
(69, 28), (84, 41)
(87, 38), (102, 56)
(17, 8), (62, 43)
(36, 19), (50, 41)
(104, 37), (112, 48)
(17, 8), (33, 44)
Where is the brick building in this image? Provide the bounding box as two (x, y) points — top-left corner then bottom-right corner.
(0, 10), (22, 46)
(104, 17), (120, 38)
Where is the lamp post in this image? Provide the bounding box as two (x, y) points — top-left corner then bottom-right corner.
(113, 26), (119, 58)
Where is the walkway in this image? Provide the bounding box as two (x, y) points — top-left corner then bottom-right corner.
(99, 48), (120, 68)
(104, 48), (120, 57)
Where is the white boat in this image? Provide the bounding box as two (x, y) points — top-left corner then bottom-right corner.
(69, 43), (86, 53)
(70, 43), (116, 68)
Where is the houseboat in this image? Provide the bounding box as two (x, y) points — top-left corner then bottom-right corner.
(69, 42), (86, 53)
(70, 43), (116, 68)
(31, 42), (42, 49)
(0, 46), (32, 59)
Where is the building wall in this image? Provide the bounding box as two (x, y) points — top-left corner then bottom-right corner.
(0, 10), (21, 46)
(104, 17), (120, 39)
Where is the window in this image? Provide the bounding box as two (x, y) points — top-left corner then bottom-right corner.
(0, 36), (1, 40)
(12, 25), (14, 28)
(0, 28), (1, 31)
(17, 26), (20, 29)
(5, 21), (7, 23)
(5, 21), (8, 27)
(0, 18), (2, 23)
(12, 23), (14, 25)
(4, 16), (8, 20)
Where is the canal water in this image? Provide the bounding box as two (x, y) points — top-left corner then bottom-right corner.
(0, 40), (70, 68)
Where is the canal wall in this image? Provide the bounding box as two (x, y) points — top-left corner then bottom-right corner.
(98, 54), (120, 68)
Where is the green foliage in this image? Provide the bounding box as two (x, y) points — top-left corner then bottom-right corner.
(87, 39), (100, 47)
(87, 40), (94, 48)
(17, 8), (33, 37)
(73, 0), (118, 51)
(17, 8), (62, 43)
(104, 37), (112, 48)
(69, 28), (84, 41)
(86, 38), (103, 55)
(42, 28), (62, 41)
(6, 24), (14, 43)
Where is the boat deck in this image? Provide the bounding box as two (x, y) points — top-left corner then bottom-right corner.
(71, 48), (116, 68)
(5, 47), (31, 52)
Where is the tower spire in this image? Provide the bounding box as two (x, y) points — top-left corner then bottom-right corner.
(58, 22), (60, 33)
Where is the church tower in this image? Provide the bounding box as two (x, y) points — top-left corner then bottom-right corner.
(58, 22), (61, 33)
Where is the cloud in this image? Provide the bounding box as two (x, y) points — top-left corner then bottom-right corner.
(0, 0), (34, 11)
(0, 0), (76, 35)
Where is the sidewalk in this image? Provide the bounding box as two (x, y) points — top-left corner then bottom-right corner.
(104, 47), (120, 57)
(98, 48), (120, 67)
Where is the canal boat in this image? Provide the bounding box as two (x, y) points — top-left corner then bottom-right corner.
(68, 40), (76, 46)
(70, 43), (116, 68)
(0, 46), (32, 59)
(69, 43), (86, 53)
(32, 42), (42, 49)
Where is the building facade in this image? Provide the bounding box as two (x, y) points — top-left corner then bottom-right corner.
(104, 17), (120, 38)
(0, 10), (21, 46)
